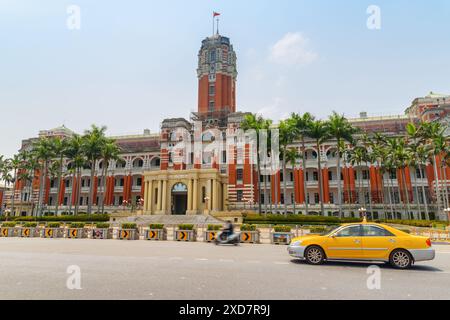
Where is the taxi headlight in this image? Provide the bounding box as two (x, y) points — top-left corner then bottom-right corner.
(290, 241), (302, 247)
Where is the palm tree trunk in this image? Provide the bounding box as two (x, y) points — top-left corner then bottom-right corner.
(263, 173), (268, 214)
(74, 168), (81, 215)
(256, 153), (262, 215)
(301, 139), (309, 216)
(87, 160), (96, 215)
(54, 156), (63, 216)
(337, 149), (343, 219)
(282, 150), (288, 215)
(387, 172), (394, 219)
(441, 165), (449, 212)
(366, 163), (373, 219)
(419, 164), (430, 220)
(432, 156), (442, 217)
(68, 172), (74, 215)
(400, 167), (411, 220)
(292, 163), (297, 215)
(411, 166), (421, 220)
(317, 142), (325, 216)
(10, 169), (17, 216)
(100, 163), (108, 214)
(37, 162), (48, 217)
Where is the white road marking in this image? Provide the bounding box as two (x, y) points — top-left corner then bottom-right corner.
(219, 259), (234, 263)
(195, 258), (209, 261)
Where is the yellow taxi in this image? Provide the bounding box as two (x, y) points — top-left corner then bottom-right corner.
(288, 221), (435, 269)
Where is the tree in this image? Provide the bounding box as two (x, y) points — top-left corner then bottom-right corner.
(285, 147), (301, 215)
(279, 119), (297, 215)
(328, 112), (357, 218)
(307, 120), (331, 216)
(98, 139), (121, 214)
(32, 137), (55, 217)
(82, 125), (107, 214)
(290, 113), (315, 216)
(50, 137), (69, 216)
(348, 145), (367, 212)
(241, 114), (272, 215)
(66, 135), (86, 215)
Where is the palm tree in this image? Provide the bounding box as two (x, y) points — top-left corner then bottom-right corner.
(82, 125), (107, 215)
(98, 139), (121, 214)
(290, 113), (315, 216)
(32, 137), (55, 217)
(66, 135), (86, 215)
(241, 114), (272, 215)
(285, 148), (301, 215)
(348, 146), (367, 212)
(307, 120), (331, 216)
(279, 119), (297, 215)
(0, 156), (12, 216)
(328, 112), (357, 218)
(51, 137), (69, 216)
(7, 154), (23, 216)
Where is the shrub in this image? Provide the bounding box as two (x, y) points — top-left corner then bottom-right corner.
(12, 214), (110, 223)
(178, 224), (194, 230)
(308, 226), (329, 234)
(240, 224), (256, 231)
(1, 222), (17, 228)
(23, 222), (38, 228)
(69, 222), (86, 228)
(273, 225), (291, 233)
(121, 223), (137, 230)
(243, 214), (360, 226)
(95, 223), (110, 229)
(47, 222), (61, 228)
(149, 224), (164, 230)
(207, 224), (221, 231)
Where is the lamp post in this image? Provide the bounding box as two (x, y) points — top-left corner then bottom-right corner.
(444, 207), (450, 222)
(358, 207), (367, 222)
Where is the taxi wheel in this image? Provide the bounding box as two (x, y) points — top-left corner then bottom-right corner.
(390, 249), (413, 269)
(305, 246), (326, 265)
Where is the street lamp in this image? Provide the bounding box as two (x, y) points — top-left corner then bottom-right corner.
(444, 208), (450, 222)
(358, 207), (367, 222)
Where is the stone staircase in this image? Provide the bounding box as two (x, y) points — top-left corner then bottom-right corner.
(111, 215), (224, 226)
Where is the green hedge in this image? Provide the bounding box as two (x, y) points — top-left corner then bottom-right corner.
(244, 214), (361, 226)
(149, 224), (164, 230)
(1, 222), (17, 228)
(308, 226), (329, 234)
(207, 224), (221, 231)
(375, 219), (449, 228)
(240, 224), (257, 231)
(69, 222), (86, 228)
(47, 222), (61, 228)
(95, 223), (110, 229)
(178, 224), (194, 230)
(121, 223), (137, 230)
(11, 214), (110, 223)
(273, 225), (292, 233)
(23, 222), (38, 228)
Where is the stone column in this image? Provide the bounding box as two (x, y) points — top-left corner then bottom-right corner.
(213, 179), (219, 211)
(187, 179), (193, 211)
(143, 180), (149, 211)
(157, 180), (162, 211)
(208, 179), (213, 211)
(193, 178), (198, 212)
(222, 183), (227, 211)
(161, 180), (167, 214)
(147, 180), (153, 213)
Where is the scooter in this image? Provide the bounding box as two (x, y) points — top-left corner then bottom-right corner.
(215, 231), (240, 246)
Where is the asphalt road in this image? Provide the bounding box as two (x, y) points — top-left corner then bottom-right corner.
(1, 238), (449, 300)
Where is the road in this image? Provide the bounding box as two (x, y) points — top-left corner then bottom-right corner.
(1, 238), (449, 300)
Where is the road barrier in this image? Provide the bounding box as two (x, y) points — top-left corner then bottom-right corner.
(271, 232), (293, 245)
(91, 228), (111, 239)
(240, 231), (260, 244)
(67, 228), (87, 239)
(118, 229), (138, 240)
(0, 227), (16, 237)
(41, 228), (63, 239)
(175, 230), (196, 242)
(18, 227), (38, 238)
(145, 229), (166, 241)
(204, 231), (219, 242)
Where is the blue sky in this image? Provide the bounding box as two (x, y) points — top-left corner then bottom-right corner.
(1, 0), (450, 157)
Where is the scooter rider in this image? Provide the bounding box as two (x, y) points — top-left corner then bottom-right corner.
(222, 220), (234, 239)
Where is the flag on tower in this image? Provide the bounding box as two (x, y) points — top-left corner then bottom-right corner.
(213, 12), (220, 17)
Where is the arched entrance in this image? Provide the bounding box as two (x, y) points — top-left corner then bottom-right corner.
(171, 183), (188, 215)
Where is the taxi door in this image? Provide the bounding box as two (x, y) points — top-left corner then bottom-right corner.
(324, 225), (364, 259)
(361, 225), (397, 260)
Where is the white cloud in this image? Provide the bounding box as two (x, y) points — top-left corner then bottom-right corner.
(269, 32), (318, 66)
(257, 97), (290, 121)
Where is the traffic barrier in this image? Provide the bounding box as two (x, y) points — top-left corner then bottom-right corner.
(67, 228), (87, 239)
(271, 232), (293, 245)
(240, 231), (260, 244)
(91, 228), (112, 239)
(175, 230), (196, 242)
(18, 227), (38, 238)
(204, 231), (219, 242)
(41, 228), (63, 239)
(145, 229), (166, 241)
(0, 227), (16, 237)
(118, 229), (138, 240)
